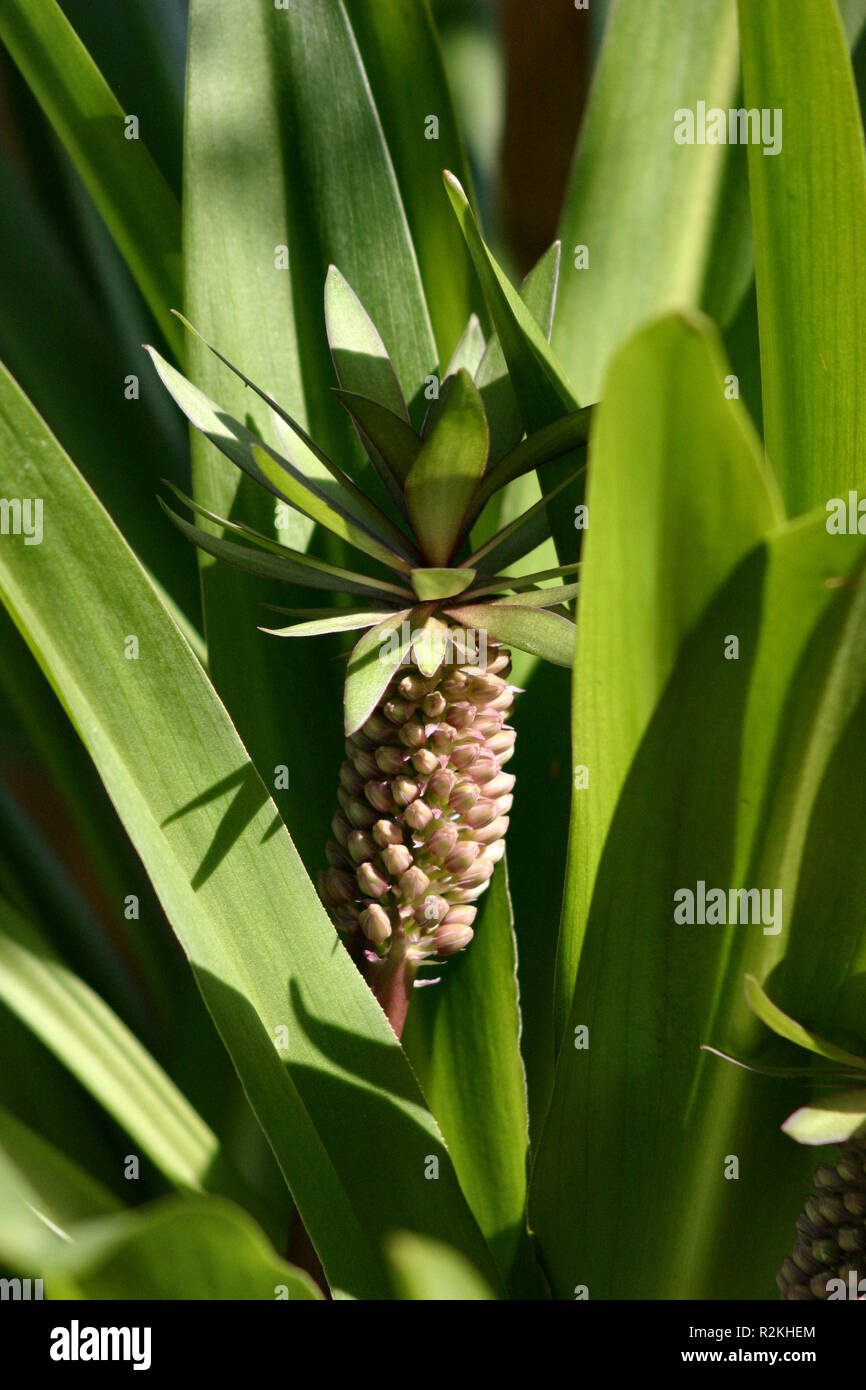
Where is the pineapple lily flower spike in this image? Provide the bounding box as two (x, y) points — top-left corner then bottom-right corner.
(705, 975), (866, 1300)
(147, 265), (590, 1035)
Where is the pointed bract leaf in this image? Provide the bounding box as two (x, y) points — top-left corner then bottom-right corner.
(467, 472), (577, 575)
(467, 564), (580, 598)
(405, 370), (490, 566)
(333, 390), (420, 484)
(446, 315), (486, 379)
(475, 241), (564, 466)
(701, 1044), (866, 1084)
(470, 409), (591, 521)
(161, 502), (411, 602)
(249, 442), (414, 572)
(490, 584), (578, 610)
(744, 975), (866, 1071)
(324, 265), (410, 421)
(150, 337), (416, 564)
(446, 174), (579, 424)
(411, 568), (476, 602)
(262, 611), (393, 639)
(445, 603), (576, 668)
(344, 611), (414, 735)
(412, 615), (450, 679)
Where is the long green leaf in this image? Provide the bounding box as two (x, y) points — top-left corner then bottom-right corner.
(0, 896), (239, 1201)
(0, 0), (182, 357)
(532, 517), (866, 1300)
(552, 314), (780, 1044)
(43, 1195), (324, 1301)
(0, 363), (502, 1301)
(0, 1107), (122, 1230)
(552, 0), (740, 402)
(343, 0), (483, 363)
(738, 0), (866, 514)
(402, 863), (529, 1284)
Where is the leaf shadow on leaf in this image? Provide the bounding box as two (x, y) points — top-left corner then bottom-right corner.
(759, 630), (866, 1047)
(531, 543), (818, 1298)
(162, 765), (268, 891)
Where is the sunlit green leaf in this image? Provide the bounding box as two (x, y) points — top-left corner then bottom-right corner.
(405, 370), (489, 566)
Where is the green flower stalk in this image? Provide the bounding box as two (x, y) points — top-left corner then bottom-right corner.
(149, 260), (587, 1034)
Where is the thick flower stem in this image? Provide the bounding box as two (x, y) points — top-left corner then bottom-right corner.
(362, 940), (418, 1040)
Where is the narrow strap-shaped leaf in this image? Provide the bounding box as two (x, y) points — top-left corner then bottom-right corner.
(552, 314), (781, 1049)
(161, 502), (412, 602)
(744, 975), (866, 1070)
(465, 472), (577, 574)
(333, 390), (421, 485)
(445, 603), (576, 668)
(161, 323), (418, 560)
(344, 611), (415, 736)
(250, 442), (416, 572)
(0, 896), (239, 1200)
(401, 861), (529, 1286)
(446, 174), (580, 423)
(146, 346), (415, 570)
(466, 563), (580, 598)
(475, 242), (563, 467)
(324, 265), (410, 420)
(262, 611), (394, 639)
(551, 0), (740, 403)
(405, 369), (490, 566)
(489, 584), (578, 610)
(738, 0), (866, 514)
(0, 0), (183, 357)
(469, 409), (591, 521)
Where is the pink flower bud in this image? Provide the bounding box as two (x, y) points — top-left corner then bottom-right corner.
(356, 861), (389, 898)
(372, 819), (403, 848)
(360, 904), (392, 944)
(399, 866), (430, 900)
(403, 798), (433, 832)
